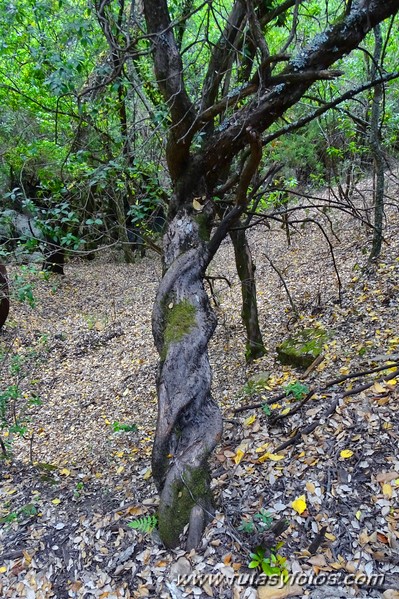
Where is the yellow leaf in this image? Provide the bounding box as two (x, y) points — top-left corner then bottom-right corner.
(386, 379), (397, 387)
(340, 366), (350, 375)
(255, 443), (270, 453)
(258, 452), (285, 463)
(116, 465), (124, 474)
(59, 468), (70, 476)
(382, 483), (393, 498)
(192, 198), (203, 211)
(371, 382), (387, 394)
(340, 449), (354, 459)
(0, 566), (7, 573)
(292, 495), (307, 515)
(143, 468), (152, 480)
(234, 448), (246, 465)
(116, 451), (124, 458)
(51, 498), (61, 505)
(244, 414), (256, 426)
(355, 510), (362, 520)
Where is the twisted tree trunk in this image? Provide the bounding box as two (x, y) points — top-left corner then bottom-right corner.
(151, 209), (223, 548)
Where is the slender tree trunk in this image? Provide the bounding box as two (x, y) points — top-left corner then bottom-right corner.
(0, 264), (10, 329)
(114, 194), (135, 264)
(151, 208), (223, 548)
(369, 24), (384, 260)
(229, 228), (266, 362)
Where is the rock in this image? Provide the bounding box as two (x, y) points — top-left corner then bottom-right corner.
(276, 328), (327, 369)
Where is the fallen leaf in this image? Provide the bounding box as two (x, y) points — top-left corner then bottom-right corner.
(340, 449), (353, 459)
(306, 482), (315, 494)
(292, 495), (307, 515)
(371, 381), (387, 394)
(257, 585), (303, 599)
(51, 498), (61, 505)
(382, 483), (393, 498)
(258, 452), (285, 462)
(234, 448), (246, 465)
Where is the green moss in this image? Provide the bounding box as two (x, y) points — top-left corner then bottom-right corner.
(194, 213), (211, 241)
(158, 465), (211, 548)
(277, 328), (328, 369)
(162, 299), (196, 359)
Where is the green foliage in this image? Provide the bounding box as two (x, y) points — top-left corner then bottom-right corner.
(248, 545), (289, 580)
(261, 403), (271, 416)
(127, 514), (158, 534)
(112, 421), (137, 433)
(239, 509), (273, 534)
(284, 381), (310, 401)
(0, 502), (38, 525)
(12, 268), (37, 308)
(0, 348), (44, 458)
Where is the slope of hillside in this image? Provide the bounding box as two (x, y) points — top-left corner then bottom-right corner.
(1, 175), (398, 599)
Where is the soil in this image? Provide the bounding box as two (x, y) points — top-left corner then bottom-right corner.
(1, 175), (399, 598)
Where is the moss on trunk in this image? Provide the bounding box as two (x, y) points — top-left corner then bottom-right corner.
(158, 464), (212, 548)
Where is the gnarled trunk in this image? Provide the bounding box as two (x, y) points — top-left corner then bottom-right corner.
(151, 209), (223, 548)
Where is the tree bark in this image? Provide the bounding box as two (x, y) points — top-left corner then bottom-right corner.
(113, 194), (135, 264)
(0, 264), (10, 329)
(151, 208), (223, 548)
(369, 24), (384, 260)
(229, 228), (266, 362)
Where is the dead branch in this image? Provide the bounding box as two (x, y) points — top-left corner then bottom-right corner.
(232, 360), (399, 414)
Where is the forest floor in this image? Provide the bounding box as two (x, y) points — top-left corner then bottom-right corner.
(1, 175), (399, 599)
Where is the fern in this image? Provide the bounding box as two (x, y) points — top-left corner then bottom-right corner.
(127, 514), (158, 533)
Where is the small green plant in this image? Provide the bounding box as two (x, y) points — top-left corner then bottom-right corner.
(261, 403), (271, 415)
(238, 518), (256, 533)
(284, 381), (309, 401)
(73, 481), (85, 499)
(12, 271), (36, 308)
(0, 503), (38, 524)
(239, 509), (273, 534)
(0, 511), (18, 524)
(248, 545), (289, 580)
(0, 354), (43, 458)
(127, 514), (158, 533)
(254, 510), (273, 528)
(112, 421), (137, 433)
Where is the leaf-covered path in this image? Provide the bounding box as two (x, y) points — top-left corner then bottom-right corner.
(1, 178), (399, 599)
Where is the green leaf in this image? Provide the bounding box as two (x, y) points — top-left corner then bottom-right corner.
(127, 514), (158, 534)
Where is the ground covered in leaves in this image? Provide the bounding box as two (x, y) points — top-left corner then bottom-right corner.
(1, 177), (399, 599)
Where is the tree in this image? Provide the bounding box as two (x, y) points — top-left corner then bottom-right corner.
(139, 0), (399, 547)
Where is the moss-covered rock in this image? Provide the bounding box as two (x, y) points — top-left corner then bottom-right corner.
(276, 328), (327, 369)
